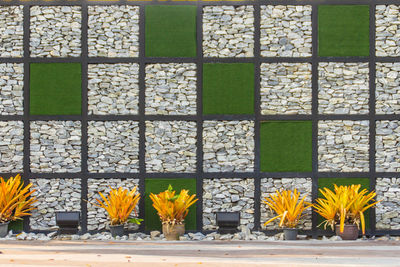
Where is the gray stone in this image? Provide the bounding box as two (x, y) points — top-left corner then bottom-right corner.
(0, 121), (23, 172)
(318, 121), (369, 172)
(0, 6), (23, 57)
(376, 5), (400, 57)
(145, 63), (196, 115)
(203, 121), (254, 172)
(30, 178), (81, 230)
(88, 121), (139, 173)
(203, 178), (254, 230)
(30, 121), (81, 173)
(203, 6), (254, 57)
(145, 121), (197, 173)
(88, 64), (139, 115)
(261, 63), (311, 115)
(261, 5), (312, 57)
(30, 6), (81, 57)
(318, 63), (369, 114)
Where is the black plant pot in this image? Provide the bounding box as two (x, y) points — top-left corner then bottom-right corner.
(110, 224), (124, 237)
(0, 222), (9, 238)
(283, 228), (298, 240)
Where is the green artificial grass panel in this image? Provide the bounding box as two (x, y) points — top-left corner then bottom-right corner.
(145, 5), (197, 57)
(260, 121), (312, 172)
(144, 178), (197, 231)
(317, 177), (370, 229)
(8, 220), (23, 233)
(203, 63), (254, 115)
(318, 5), (369, 57)
(30, 63), (82, 115)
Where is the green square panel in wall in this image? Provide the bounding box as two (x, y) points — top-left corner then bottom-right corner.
(145, 178), (197, 231)
(318, 177), (370, 229)
(30, 63), (82, 115)
(260, 121), (312, 172)
(145, 5), (197, 58)
(203, 63), (254, 115)
(318, 5), (369, 57)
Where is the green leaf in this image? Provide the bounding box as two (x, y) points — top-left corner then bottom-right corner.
(128, 218), (143, 225)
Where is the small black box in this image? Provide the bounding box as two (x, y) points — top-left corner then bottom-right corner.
(216, 212), (240, 234)
(56, 211), (80, 235)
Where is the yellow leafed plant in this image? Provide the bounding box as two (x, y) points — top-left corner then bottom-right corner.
(93, 186), (141, 226)
(313, 184), (380, 234)
(0, 174), (37, 223)
(150, 185), (198, 225)
(263, 189), (312, 228)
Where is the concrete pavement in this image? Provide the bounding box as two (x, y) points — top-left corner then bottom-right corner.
(0, 240), (399, 266)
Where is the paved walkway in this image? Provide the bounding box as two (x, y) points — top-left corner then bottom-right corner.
(0, 240), (399, 266)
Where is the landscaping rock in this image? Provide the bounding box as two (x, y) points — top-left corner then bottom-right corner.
(0, 6), (23, 57)
(203, 5), (254, 57)
(88, 6), (139, 57)
(261, 5), (312, 57)
(30, 6), (81, 57)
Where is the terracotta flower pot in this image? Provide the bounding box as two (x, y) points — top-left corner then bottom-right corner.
(162, 223), (185, 241)
(335, 224), (359, 240)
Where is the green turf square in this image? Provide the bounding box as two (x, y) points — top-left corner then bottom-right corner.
(318, 5), (369, 57)
(203, 63), (254, 115)
(30, 63), (82, 115)
(260, 121), (312, 172)
(145, 5), (197, 57)
(145, 178), (197, 231)
(318, 177), (370, 229)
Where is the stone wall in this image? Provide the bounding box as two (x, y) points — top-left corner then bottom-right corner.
(0, 3), (399, 233)
(203, 178), (254, 230)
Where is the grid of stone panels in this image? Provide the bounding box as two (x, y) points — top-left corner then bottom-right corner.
(0, 1), (399, 236)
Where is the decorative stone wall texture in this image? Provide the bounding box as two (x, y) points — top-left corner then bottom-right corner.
(376, 5), (400, 57)
(260, 178), (312, 230)
(376, 120), (400, 172)
(145, 121), (197, 173)
(376, 63), (400, 114)
(0, 121), (23, 173)
(260, 63), (312, 115)
(0, 6), (23, 57)
(30, 6), (81, 57)
(145, 63), (197, 115)
(376, 178), (400, 230)
(203, 121), (254, 172)
(260, 5), (312, 57)
(88, 5), (139, 57)
(30, 121), (81, 173)
(88, 121), (139, 173)
(203, 5), (254, 57)
(30, 178), (81, 230)
(318, 63), (369, 114)
(88, 63), (139, 115)
(87, 178), (139, 231)
(0, 63), (23, 115)
(318, 120), (369, 172)
(203, 178), (254, 230)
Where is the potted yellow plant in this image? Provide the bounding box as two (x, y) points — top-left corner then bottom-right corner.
(93, 186), (141, 237)
(150, 185), (197, 240)
(313, 184), (380, 240)
(0, 174), (37, 237)
(263, 189), (311, 240)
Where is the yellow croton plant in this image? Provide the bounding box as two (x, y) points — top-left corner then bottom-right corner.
(150, 185), (198, 225)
